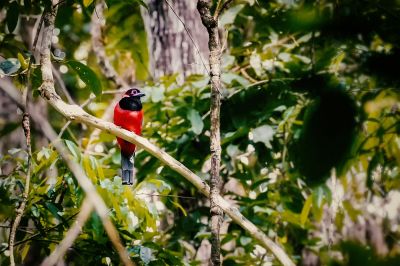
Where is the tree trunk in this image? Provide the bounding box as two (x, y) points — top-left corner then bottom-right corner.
(141, 0), (209, 79)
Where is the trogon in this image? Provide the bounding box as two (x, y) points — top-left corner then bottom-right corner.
(113, 88), (145, 185)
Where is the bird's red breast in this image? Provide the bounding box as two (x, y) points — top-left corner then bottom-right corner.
(113, 102), (143, 155)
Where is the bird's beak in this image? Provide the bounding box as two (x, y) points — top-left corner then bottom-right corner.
(137, 92), (145, 97)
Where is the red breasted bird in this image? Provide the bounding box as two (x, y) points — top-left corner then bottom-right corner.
(113, 88), (145, 185)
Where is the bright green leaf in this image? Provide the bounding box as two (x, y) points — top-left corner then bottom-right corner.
(300, 195), (312, 226)
(67, 61), (102, 96)
(187, 108), (204, 135)
(83, 0), (94, 7)
(219, 4), (244, 27)
(65, 140), (81, 160)
(170, 200), (187, 216)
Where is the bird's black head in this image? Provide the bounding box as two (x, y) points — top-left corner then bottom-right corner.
(119, 88), (145, 111)
(125, 88), (145, 97)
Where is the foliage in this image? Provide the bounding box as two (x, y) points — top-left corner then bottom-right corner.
(0, 0), (399, 265)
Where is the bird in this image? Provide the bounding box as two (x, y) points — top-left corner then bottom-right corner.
(113, 88), (145, 185)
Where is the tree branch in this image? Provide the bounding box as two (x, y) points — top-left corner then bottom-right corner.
(0, 63), (295, 266)
(9, 102), (32, 266)
(197, 0), (223, 264)
(41, 198), (93, 266)
(37, 3), (134, 266)
(214, 0), (234, 19)
(1, 3), (294, 264)
(47, 4), (129, 256)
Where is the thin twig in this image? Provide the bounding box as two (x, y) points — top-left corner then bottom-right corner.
(164, 0), (210, 75)
(136, 193), (196, 199)
(52, 65), (75, 104)
(32, 13), (44, 54)
(9, 113), (32, 266)
(41, 198), (93, 266)
(214, 0), (234, 19)
(0, 211), (80, 254)
(8, 24), (35, 264)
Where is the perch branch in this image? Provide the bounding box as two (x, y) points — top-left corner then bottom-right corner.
(37, 3), (134, 266)
(1, 3), (294, 265)
(1, 66), (295, 266)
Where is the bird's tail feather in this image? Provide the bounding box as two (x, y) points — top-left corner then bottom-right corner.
(121, 152), (134, 185)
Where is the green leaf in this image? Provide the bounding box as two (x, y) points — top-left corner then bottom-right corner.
(6, 1), (19, 33)
(139, 246), (155, 265)
(300, 195), (312, 226)
(187, 108), (204, 135)
(65, 140), (81, 160)
(250, 51), (263, 77)
(45, 202), (64, 222)
(239, 236), (252, 246)
(67, 61), (102, 96)
(83, 0), (94, 7)
(219, 4), (244, 27)
(170, 200), (187, 216)
(343, 200), (360, 222)
(221, 72), (250, 86)
(252, 125), (275, 149)
(0, 58), (21, 76)
(150, 86), (164, 103)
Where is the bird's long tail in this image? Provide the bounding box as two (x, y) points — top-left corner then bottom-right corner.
(121, 152), (135, 185)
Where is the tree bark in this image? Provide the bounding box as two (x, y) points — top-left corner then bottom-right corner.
(197, 1), (222, 264)
(141, 0), (208, 79)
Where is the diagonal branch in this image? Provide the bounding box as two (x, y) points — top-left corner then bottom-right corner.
(1, 3), (294, 265)
(1, 65), (295, 266)
(41, 198), (93, 266)
(37, 3), (134, 266)
(44, 3), (128, 257)
(1, 68), (295, 266)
